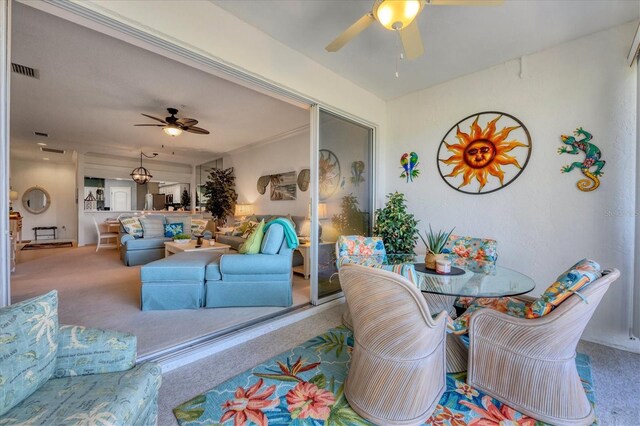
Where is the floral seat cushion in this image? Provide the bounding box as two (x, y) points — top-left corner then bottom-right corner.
(370, 263), (418, 286)
(451, 258), (603, 334)
(336, 235), (386, 268)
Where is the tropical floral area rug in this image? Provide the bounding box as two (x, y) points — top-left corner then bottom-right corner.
(174, 326), (595, 426)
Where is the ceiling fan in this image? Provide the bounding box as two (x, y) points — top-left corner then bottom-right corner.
(325, 0), (502, 60)
(134, 107), (210, 137)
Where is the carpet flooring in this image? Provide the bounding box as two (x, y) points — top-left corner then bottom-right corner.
(158, 304), (640, 426)
(11, 245), (311, 358)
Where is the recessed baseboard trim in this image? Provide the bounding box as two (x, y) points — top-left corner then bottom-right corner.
(150, 298), (345, 373)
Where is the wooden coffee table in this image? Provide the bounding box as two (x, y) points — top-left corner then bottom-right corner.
(164, 240), (231, 257)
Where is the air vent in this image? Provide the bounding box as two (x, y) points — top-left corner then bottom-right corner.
(40, 147), (65, 155)
(11, 63), (39, 79)
(34, 132), (49, 138)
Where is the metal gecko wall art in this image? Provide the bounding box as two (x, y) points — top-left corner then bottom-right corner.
(400, 152), (420, 182)
(558, 127), (605, 192)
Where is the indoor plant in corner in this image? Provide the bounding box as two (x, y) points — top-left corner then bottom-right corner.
(373, 192), (419, 263)
(203, 167), (238, 226)
(420, 225), (455, 270)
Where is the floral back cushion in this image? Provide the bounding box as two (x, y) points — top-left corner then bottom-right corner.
(528, 258), (602, 317)
(120, 217), (143, 238)
(191, 219), (209, 235)
(451, 258), (603, 334)
(336, 235), (386, 268)
(445, 235), (497, 267)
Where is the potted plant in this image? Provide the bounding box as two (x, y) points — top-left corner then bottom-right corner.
(373, 192), (419, 262)
(203, 167), (238, 225)
(181, 189), (191, 209)
(173, 233), (191, 245)
(419, 225), (455, 269)
(331, 194), (369, 236)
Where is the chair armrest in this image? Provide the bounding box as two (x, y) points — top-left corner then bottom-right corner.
(54, 325), (137, 378)
(121, 234), (134, 246)
(221, 253), (290, 275)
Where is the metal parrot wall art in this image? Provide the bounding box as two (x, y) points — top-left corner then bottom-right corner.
(400, 152), (420, 182)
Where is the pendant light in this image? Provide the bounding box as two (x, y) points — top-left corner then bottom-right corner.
(130, 152), (158, 185)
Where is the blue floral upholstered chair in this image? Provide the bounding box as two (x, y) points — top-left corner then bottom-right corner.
(335, 235), (417, 329)
(0, 290), (162, 425)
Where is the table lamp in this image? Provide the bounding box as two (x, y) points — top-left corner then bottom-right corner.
(234, 203), (254, 221)
(9, 189), (18, 211)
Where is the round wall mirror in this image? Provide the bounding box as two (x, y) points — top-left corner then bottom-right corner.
(22, 187), (51, 214)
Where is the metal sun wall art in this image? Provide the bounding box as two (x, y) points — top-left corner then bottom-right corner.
(400, 152), (420, 182)
(558, 127), (605, 192)
(437, 112), (532, 194)
(270, 171), (297, 201)
(350, 161), (365, 187)
(319, 149), (341, 200)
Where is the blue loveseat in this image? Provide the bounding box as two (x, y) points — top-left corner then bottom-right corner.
(141, 222), (293, 310)
(119, 214), (212, 266)
(0, 290), (161, 425)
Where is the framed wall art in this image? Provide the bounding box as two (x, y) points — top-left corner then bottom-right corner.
(437, 111), (532, 194)
(270, 171), (297, 201)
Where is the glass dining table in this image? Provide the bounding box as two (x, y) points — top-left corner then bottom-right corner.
(414, 262), (536, 373)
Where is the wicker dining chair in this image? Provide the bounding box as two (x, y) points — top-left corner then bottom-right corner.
(467, 268), (620, 426)
(339, 263), (448, 425)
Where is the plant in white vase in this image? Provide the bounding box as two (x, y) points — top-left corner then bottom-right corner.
(419, 225), (455, 270)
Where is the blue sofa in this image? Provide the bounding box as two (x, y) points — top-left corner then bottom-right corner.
(0, 290), (161, 424)
(119, 214), (212, 266)
(140, 222), (293, 310)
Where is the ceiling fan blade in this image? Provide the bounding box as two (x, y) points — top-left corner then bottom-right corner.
(177, 118), (198, 127)
(134, 124), (165, 127)
(141, 113), (167, 124)
(399, 21), (424, 60)
(427, 0), (503, 5)
(184, 126), (210, 135)
(325, 12), (375, 52)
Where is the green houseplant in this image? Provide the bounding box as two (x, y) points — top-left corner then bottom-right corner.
(332, 194), (369, 236)
(419, 225), (455, 269)
(173, 233), (191, 245)
(373, 192), (419, 260)
(203, 167), (238, 225)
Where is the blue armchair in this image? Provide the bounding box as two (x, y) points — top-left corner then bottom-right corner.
(0, 291), (162, 424)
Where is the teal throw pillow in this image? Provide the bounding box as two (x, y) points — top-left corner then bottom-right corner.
(165, 223), (184, 237)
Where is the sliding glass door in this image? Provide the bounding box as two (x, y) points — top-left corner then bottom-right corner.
(310, 107), (374, 305)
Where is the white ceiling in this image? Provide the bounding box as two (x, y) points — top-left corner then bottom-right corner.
(215, 0), (639, 100)
(10, 3), (310, 165)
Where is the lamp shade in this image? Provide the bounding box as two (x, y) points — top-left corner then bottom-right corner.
(9, 190), (18, 201)
(318, 203), (328, 220)
(234, 203), (254, 217)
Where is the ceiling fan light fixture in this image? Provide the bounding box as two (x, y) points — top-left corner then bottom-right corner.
(374, 0), (422, 30)
(163, 124), (183, 137)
